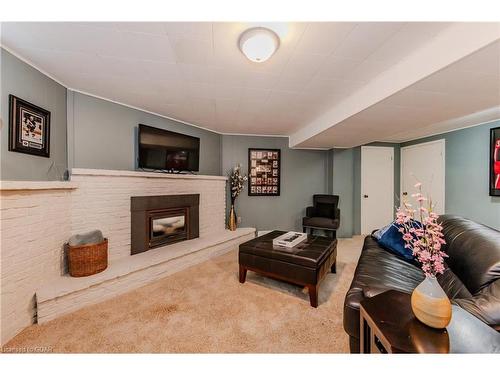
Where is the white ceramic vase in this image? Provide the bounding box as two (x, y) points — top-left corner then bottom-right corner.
(411, 275), (452, 329)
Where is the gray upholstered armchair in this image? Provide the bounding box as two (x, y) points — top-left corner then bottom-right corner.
(302, 195), (340, 238)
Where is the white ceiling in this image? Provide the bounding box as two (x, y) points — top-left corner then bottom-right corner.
(299, 39), (500, 147)
(1, 22), (499, 147)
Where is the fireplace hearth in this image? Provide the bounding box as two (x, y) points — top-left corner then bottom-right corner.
(131, 194), (199, 255)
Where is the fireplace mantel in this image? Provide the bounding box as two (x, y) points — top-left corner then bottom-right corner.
(71, 168), (228, 181)
(0, 181), (78, 191)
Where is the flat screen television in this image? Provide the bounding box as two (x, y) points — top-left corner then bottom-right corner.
(138, 124), (200, 172)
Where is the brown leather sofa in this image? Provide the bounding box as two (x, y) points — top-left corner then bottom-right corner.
(343, 215), (500, 353)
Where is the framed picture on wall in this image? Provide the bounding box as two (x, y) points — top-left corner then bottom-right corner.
(248, 148), (280, 196)
(9, 95), (51, 158)
(490, 126), (500, 196)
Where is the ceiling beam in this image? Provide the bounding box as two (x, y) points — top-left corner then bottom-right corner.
(289, 22), (500, 148)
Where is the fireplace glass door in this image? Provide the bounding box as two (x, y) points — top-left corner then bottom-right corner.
(148, 208), (189, 248)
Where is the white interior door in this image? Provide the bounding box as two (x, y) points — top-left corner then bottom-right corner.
(361, 146), (394, 234)
(401, 139), (445, 214)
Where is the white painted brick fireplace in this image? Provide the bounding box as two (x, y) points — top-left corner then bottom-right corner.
(0, 169), (255, 345)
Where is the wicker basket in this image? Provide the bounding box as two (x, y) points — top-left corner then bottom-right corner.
(67, 238), (108, 277)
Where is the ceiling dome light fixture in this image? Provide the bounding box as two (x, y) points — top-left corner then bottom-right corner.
(239, 27), (280, 63)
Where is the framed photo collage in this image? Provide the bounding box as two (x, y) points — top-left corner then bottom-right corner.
(248, 148), (280, 196)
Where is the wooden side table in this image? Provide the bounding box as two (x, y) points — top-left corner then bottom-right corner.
(360, 290), (500, 353)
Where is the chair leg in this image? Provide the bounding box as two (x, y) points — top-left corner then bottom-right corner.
(331, 261), (336, 274)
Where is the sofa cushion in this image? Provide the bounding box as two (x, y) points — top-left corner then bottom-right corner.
(302, 216), (339, 230)
(316, 202), (335, 218)
(437, 267), (473, 300)
(440, 215), (500, 294)
(343, 235), (424, 339)
(453, 279), (500, 330)
(373, 221), (416, 263)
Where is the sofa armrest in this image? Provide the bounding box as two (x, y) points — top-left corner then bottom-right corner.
(334, 208), (340, 221)
(452, 279), (500, 331)
(305, 206), (316, 217)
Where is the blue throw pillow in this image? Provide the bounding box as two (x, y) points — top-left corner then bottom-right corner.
(372, 221), (420, 263)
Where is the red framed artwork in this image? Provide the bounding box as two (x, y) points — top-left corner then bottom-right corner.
(490, 127), (500, 196)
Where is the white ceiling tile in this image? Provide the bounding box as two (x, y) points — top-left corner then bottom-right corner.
(101, 32), (176, 62)
(238, 99), (269, 114)
(187, 82), (242, 101)
(315, 55), (362, 80)
(367, 22), (452, 64)
(274, 61), (318, 91)
(178, 64), (216, 84)
(305, 77), (366, 97)
(113, 22), (167, 36)
(171, 37), (213, 65)
(411, 68), (500, 97)
(343, 59), (390, 82)
(163, 22), (213, 42)
(332, 22), (406, 60)
(240, 70), (280, 90)
(13, 47), (102, 79)
(447, 40), (500, 76)
(382, 89), (449, 108)
(213, 65), (249, 86)
(215, 84), (243, 100)
(240, 88), (271, 102)
(186, 82), (214, 99)
(215, 98), (239, 113)
(294, 23), (357, 56)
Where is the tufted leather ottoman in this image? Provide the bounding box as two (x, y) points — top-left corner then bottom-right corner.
(238, 231), (337, 307)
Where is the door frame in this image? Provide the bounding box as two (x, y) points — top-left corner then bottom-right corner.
(400, 139), (446, 212)
(361, 146), (395, 234)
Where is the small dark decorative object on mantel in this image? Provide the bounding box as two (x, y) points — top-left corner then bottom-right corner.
(9, 94), (51, 158)
(490, 126), (500, 196)
(248, 148), (280, 196)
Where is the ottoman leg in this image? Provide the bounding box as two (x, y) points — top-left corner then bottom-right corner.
(239, 265), (247, 283)
(308, 284), (318, 308)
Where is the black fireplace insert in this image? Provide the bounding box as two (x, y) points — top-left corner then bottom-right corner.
(131, 194), (199, 255)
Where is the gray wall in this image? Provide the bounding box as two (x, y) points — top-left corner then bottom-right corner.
(331, 148), (355, 238)
(1, 48), (67, 180)
(68, 91), (222, 175)
(221, 135), (329, 232)
(328, 142), (400, 237)
(401, 121), (500, 229)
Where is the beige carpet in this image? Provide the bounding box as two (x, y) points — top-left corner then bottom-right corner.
(3, 236), (363, 353)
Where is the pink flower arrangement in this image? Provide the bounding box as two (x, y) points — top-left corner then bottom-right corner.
(395, 182), (447, 277)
